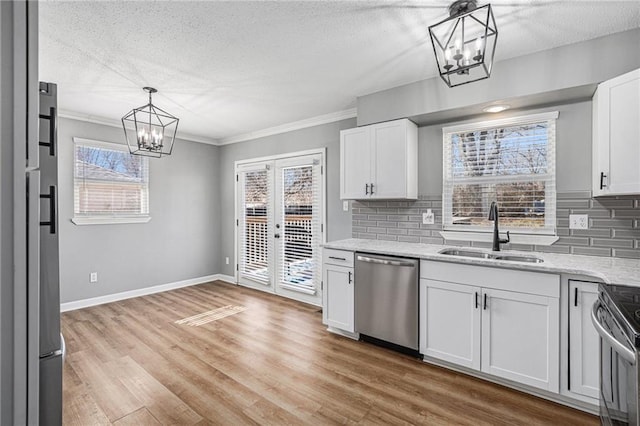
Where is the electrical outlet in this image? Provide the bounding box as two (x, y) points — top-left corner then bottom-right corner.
(225, 257), (230, 265)
(343, 200), (349, 212)
(90, 272), (98, 283)
(423, 209), (435, 225)
(569, 214), (589, 230)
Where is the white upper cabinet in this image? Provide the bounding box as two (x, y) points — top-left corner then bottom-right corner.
(593, 68), (640, 196)
(340, 118), (418, 200)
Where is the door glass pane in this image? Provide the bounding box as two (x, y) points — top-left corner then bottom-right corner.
(240, 170), (270, 285)
(280, 165), (317, 290)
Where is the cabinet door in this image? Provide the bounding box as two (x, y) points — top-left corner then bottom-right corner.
(340, 127), (371, 199)
(481, 288), (559, 392)
(322, 264), (354, 332)
(593, 68), (640, 196)
(371, 120), (415, 199)
(420, 279), (481, 370)
(569, 281), (599, 400)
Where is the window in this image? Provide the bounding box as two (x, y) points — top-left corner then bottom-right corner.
(442, 112), (558, 236)
(72, 138), (150, 225)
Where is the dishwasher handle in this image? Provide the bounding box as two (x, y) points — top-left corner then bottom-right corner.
(356, 255), (415, 267)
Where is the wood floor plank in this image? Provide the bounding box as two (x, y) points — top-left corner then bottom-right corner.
(62, 281), (598, 425)
(113, 407), (161, 426)
(66, 351), (144, 422)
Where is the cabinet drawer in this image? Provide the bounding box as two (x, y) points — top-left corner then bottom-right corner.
(421, 260), (559, 298)
(323, 249), (354, 267)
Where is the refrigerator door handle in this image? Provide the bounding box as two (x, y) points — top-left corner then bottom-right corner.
(39, 185), (56, 234)
(38, 106), (57, 157)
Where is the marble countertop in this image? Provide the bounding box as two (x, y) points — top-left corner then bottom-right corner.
(323, 238), (640, 286)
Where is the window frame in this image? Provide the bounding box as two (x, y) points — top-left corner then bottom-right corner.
(72, 137), (151, 225)
(441, 111), (559, 242)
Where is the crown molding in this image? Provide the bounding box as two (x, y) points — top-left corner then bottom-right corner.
(58, 110), (220, 146)
(58, 107), (358, 147)
(218, 108), (358, 145)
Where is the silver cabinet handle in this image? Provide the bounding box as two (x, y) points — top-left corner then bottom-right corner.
(370, 183), (374, 194)
(591, 301), (636, 365)
(365, 183), (369, 195)
(356, 255), (415, 267)
(348, 271), (352, 284)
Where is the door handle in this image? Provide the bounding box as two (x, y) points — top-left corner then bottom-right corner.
(370, 183), (374, 194)
(365, 183), (369, 195)
(475, 292), (479, 309)
(574, 287), (578, 307)
(348, 271), (352, 284)
(40, 185), (56, 234)
(483, 293), (487, 310)
(39, 106), (57, 157)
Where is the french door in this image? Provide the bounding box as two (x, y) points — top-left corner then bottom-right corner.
(236, 151), (324, 305)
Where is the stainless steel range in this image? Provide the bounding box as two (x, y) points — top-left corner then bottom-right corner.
(592, 284), (640, 425)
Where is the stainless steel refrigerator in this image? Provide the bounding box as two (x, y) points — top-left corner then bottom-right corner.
(3, 2), (61, 424)
(33, 81), (62, 426)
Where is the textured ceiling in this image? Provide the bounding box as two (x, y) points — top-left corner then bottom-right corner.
(39, 1), (640, 144)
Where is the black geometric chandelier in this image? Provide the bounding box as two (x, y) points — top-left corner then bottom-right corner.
(428, 0), (498, 88)
(122, 87), (179, 158)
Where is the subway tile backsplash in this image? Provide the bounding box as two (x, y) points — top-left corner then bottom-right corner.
(351, 192), (640, 259)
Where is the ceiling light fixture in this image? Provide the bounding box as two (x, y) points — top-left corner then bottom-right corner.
(122, 87), (179, 158)
(428, 0), (498, 88)
(483, 104), (510, 113)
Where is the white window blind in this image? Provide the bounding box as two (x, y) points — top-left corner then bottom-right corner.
(73, 139), (149, 220)
(238, 166), (272, 286)
(442, 112), (557, 235)
(277, 161), (321, 294)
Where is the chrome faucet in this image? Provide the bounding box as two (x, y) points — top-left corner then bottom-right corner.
(488, 201), (510, 251)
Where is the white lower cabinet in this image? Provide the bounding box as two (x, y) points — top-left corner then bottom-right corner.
(568, 280), (600, 400)
(322, 249), (355, 333)
(423, 280), (481, 370)
(420, 261), (560, 393)
(481, 288), (559, 391)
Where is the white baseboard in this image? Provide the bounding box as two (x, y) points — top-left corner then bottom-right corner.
(215, 274), (237, 284)
(60, 274), (231, 312)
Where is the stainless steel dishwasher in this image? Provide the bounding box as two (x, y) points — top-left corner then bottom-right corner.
(355, 252), (419, 353)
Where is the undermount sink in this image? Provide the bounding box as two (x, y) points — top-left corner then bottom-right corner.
(492, 255), (544, 263)
(438, 248), (544, 263)
(438, 249), (493, 259)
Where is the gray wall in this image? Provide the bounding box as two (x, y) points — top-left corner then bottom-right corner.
(217, 118), (356, 277)
(357, 28), (640, 126)
(58, 118), (220, 303)
(417, 101), (593, 195)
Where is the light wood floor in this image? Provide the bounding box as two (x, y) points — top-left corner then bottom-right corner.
(62, 281), (598, 425)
